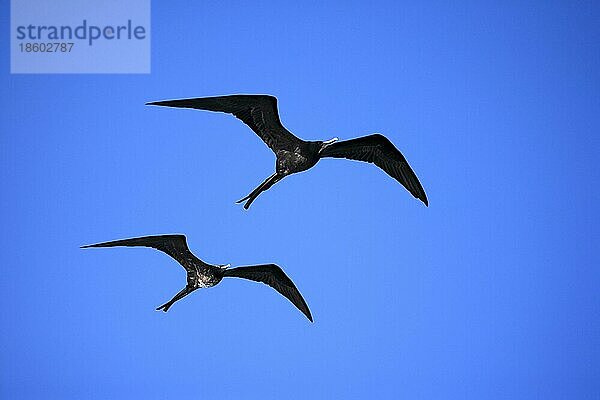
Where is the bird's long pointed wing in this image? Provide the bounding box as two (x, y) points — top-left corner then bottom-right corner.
(146, 95), (302, 152)
(319, 134), (428, 206)
(81, 234), (202, 271)
(224, 264), (313, 322)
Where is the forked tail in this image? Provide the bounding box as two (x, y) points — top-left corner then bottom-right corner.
(236, 173), (282, 209)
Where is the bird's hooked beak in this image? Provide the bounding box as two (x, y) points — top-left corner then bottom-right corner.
(321, 137), (339, 150)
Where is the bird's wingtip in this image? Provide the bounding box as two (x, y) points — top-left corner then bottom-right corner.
(81, 242), (106, 248)
(146, 100), (174, 106)
(304, 309), (314, 322)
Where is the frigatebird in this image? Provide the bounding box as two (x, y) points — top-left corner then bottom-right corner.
(81, 234), (312, 322)
(147, 95), (428, 209)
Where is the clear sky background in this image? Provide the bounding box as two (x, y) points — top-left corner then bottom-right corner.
(1, 1), (599, 399)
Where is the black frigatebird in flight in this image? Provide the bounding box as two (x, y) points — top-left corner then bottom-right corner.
(147, 95), (428, 209)
(81, 234), (312, 322)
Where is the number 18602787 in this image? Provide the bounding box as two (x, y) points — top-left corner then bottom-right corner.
(19, 42), (74, 52)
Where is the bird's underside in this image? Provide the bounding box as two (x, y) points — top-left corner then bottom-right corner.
(147, 94), (428, 208)
(81, 234), (313, 321)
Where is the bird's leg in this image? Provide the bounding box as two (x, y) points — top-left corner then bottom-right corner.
(236, 173), (282, 210)
(156, 286), (192, 312)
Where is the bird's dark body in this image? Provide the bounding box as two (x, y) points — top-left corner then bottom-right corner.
(276, 142), (322, 175)
(185, 260), (223, 289)
(81, 234), (313, 321)
(147, 94), (428, 209)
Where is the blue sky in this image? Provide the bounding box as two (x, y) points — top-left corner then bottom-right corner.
(1, 1), (599, 399)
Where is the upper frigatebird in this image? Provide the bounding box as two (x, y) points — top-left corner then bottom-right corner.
(81, 234), (312, 322)
(147, 95), (428, 209)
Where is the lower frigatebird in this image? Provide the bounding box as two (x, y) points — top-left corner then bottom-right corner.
(81, 234), (312, 322)
(147, 95), (428, 209)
